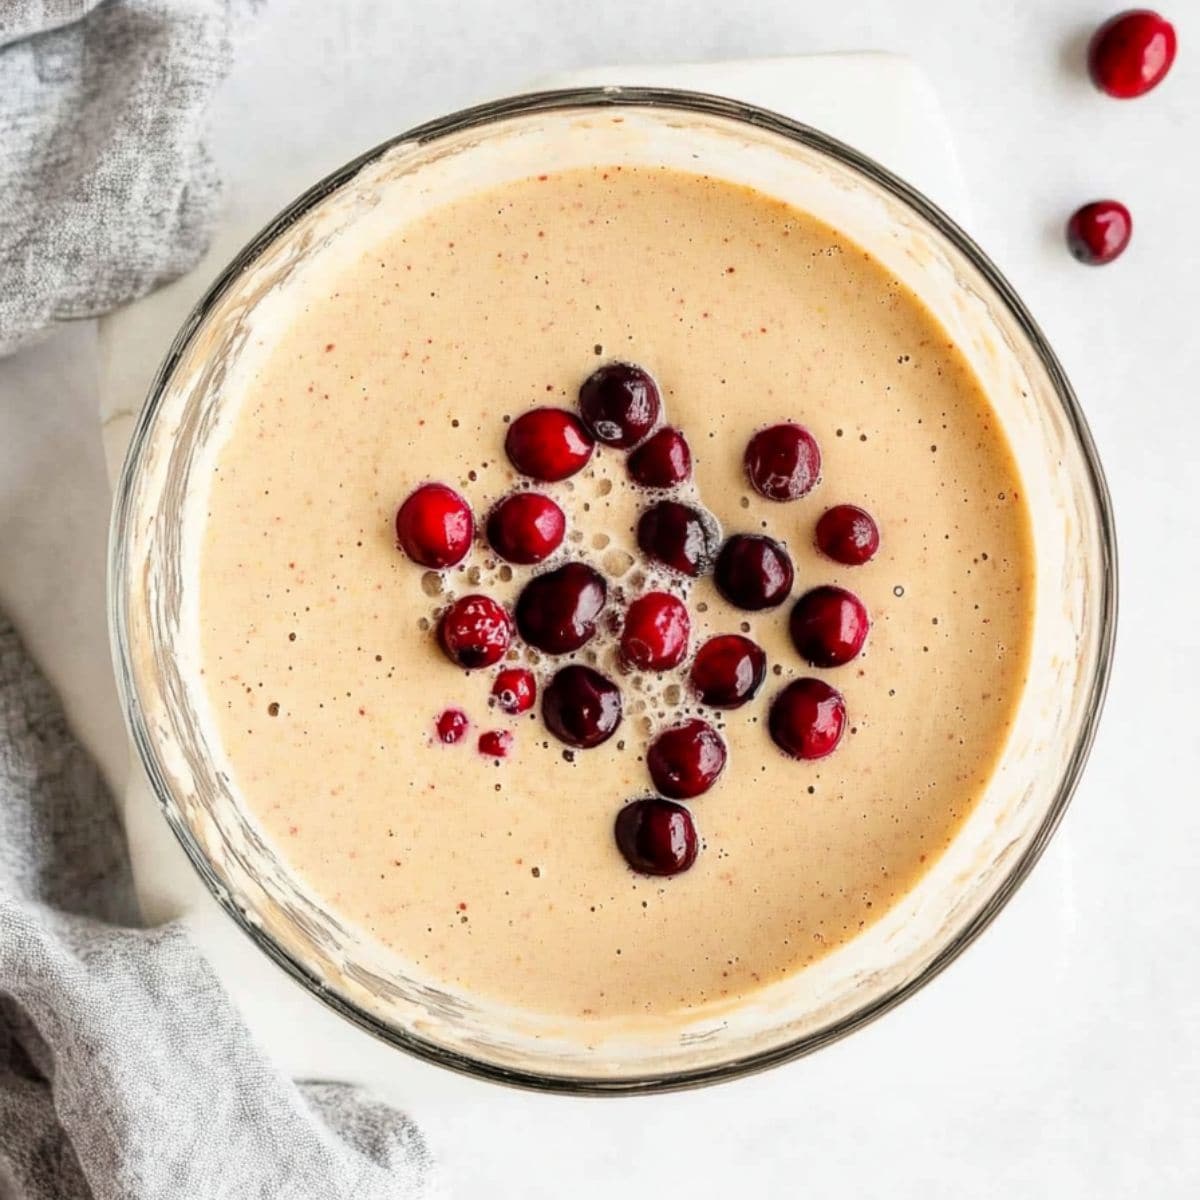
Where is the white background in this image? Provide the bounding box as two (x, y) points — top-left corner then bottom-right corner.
(7, 1), (1200, 1196)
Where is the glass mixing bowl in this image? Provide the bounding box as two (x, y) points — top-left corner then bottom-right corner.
(109, 88), (1116, 1093)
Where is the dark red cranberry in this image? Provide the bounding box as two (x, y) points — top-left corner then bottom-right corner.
(1088, 10), (1177, 98)
(435, 708), (468, 744)
(492, 667), (536, 715)
(620, 592), (690, 671)
(744, 423), (821, 501)
(768, 678), (846, 760)
(515, 562), (607, 654)
(690, 635), (767, 708)
(636, 501), (719, 577)
(646, 719), (727, 800)
(614, 798), (698, 876)
(505, 408), (594, 481)
(714, 534), (794, 610)
(578, 362), (661, 448)
(478, 729), (513, 758)
(627, 427), (691, 488)
(1066, 201), (1132, 265)
(395, 483), (473, 568)
(486, 492), (565, 564)
(789, 586), (869, 668)
(815, 504), (880, 565)
(438, 595), (512, 669)
(542, 665), (622, 748)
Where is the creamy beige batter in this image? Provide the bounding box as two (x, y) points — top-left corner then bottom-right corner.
(198, 166), (1034, 1020)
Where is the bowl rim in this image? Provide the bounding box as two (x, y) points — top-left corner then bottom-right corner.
(108, 85), (1118, 1095)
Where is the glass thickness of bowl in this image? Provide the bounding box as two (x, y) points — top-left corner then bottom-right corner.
(109, 88), (1116, 1094)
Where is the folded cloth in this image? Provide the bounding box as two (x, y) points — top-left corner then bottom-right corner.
(0, 616), (434, 1199)
(0, 0), (251, 356)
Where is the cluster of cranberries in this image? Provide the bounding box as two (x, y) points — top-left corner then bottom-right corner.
(1067, 10), (1178, 265)
(395, 362), (879, 877)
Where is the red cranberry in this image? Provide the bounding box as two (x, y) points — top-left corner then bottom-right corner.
(1066, 201), (1132, 265)
(542, 665), (623, 748)
(627, 427), (691, 488)
(744, 423), (821, 501)
(636, 501), (720, 577)
(492, 667), (536, 715)
(614, 798), (698, 876)
(486, 492), (566, 564)
(690, 635), (767, 708)
(714, 534), (794, 610)
(620, 592), (690, 671)
(768, 678), (846, 760)
(438, 594), (512, 669)
(478, 729), (513, 758)
(1088, 10), (1177, 98)
(789, 586), (869, 668)
(646, 719), (727, 800)
(505, 408), (594, 481)
(578, 362), (661, 448)
(816, 504), (880, 565)
(435, 708), (468, 744)
(516, 562), (607, 654)
(395, 483), (473, 568)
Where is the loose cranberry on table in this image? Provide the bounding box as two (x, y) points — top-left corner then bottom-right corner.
(1066, 201), (1133, 265)
(614, 797), (698, 877)
(627, 426), (692, 488)
(714, 534), (794, 610)
(437, 594), (512, 669)
(789, 585), (869, 668)
(1088, 10), (1177, 98)
(435, 708), (469, 744)
(620, 592), (690, 671)
(646, 719), (727, 800)
(768, 678), (847, 760)
(578, 362), (661, 448)
(744, 423), (821, 501)
(395, 483), (473, 568)
(636, 500), (720, 577)
(478, 729), (513, 759)
(690, 634), (767, 708)
(515, 561), (607, 654)
(505, 407), (594, 481)
(815, 504), (880, 565)
(541, 664), (623, 748)
(486, 492), (566, 564)
(492, 667), (536, 715)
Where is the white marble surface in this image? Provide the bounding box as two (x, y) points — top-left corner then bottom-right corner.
(2, 1), (1199, 1196)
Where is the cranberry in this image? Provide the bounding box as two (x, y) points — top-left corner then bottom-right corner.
(478, 729), (513, 758)
(636, 500), (720, 577)
(492, 667), (536, 715)
(505, 408), (594, 481)
(437, 594), (512, 669)
(744, 423), (821, 501)
(435, 708), (468, 744)
(768, 678), (846, 760)
(690, 635), (767, 708)
(542, 665), (623, 748)
(516, 562), (607, 654)
(614, 798), (698, 876)
(620, 592), (690, 671)
(1088, 10), (1177, 98)
(578, 362), (661, 448)
(815, 504), (880, 565)
(395, 483), (473, 568)
(1066, 201), (1133, 265)
(714, 534), (794, 610)
(627, 427), (692, 488)
(646, 719), (727, 800)
(789, 586), (869, 668)
(486, 492), (566, 564)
